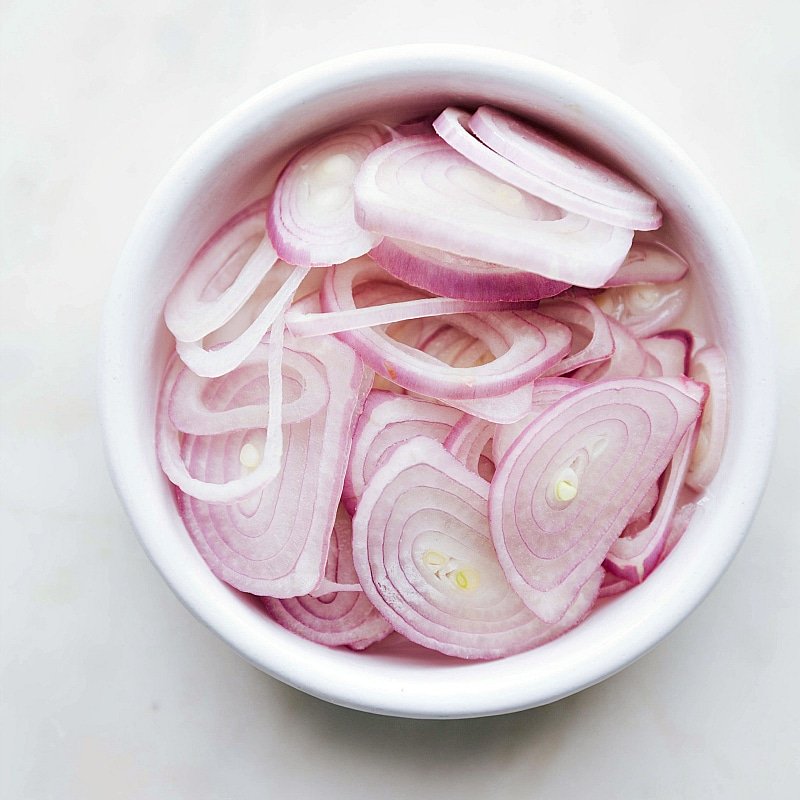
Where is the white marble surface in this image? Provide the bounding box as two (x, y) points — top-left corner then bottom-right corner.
(2, 1), (799, 797)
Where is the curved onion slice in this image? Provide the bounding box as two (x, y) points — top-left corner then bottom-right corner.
(539, 297), (615, 376)
(573, 318), (652, 382)
(369, 237), (569, 302)
(354, 134), (634, 286)
(176, 264), (310, 378)
(686, 346), (728, 491)
(642, 330), (693, 377)
(168, 343), (328, 435)
(322, 257), (571, 400)
(605, 241), (689, 287)
(492, 378), (583, 464)
(594, 279), (689, 338)
(352, 436), (602, 659)
(267, 124), (391, 267)
(489, 378), (704, 623)
(468, 106), (661, 229)
(285, 295), (536, 338)
(262, 505), (393, 648)
(660, 502), (698, 561)
(164, 198), (279, 343)
(443, 414), (496, 479)
(175, 333), (371, 596)
(598, 570), (634, 598)
(604, 421), (701, 583)
(343, 391), (462, 514)
(435, 107), (657, 230)
(157, 317), (288, 503)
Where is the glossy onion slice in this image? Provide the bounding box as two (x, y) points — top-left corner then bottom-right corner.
(321, 257), (571, 400)
(263, 505), (393, 649)
(443, 414), (496, 480)
(598, 570), (634, 598)
(343, 391), (462, 514)
(573, 318), (655, 381)
(468, 106), (662, 230)
(642, 330), (693, 377)
(352, 436), (603, 659)
(605, 241), (689, 286)
(176, 264), (311, 378)
(168, 342), (327, 435)
(435, 107), (656, 230)
(604, 421), (701, 583)
(267, 123), (391, 267)
(539, 297), (615, 376)
(594, 279), (690, 338)
(175, 333), (370, 596)
(370, 237), (569, 302)
(164, 198), (278, 343)
(492, 378), (583, 465)
(353, 134), (634, 286)
(489, 378), (704, 623)
(157, 318), (289, 504)
(686, 346), (728, 491)
(660, 502), (698, 562)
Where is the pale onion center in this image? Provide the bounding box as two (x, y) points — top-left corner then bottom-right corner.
(627, 285), (661, 312)
(422, 550), (480, 591)
(554, 466), (579, 503)
(239, 442), (261, 469)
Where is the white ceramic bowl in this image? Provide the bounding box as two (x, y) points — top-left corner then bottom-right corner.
(99, 44), (775, 718)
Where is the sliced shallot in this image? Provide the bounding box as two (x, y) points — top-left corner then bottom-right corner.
(468, 105), (661, 230)
(352, 436), (602, 659)
(594, 279), (690, 338)
(488, 378), (705, 623)
(354, 134), (634, 286)
(605, 241), (689, 286)
(267, 123), (391, 267)
(262, 505), (393, 649)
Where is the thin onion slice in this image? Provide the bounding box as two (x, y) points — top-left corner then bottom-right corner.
(573, 317), (652, 382)
(285, 295), (537, 338)
(492, 378), (583, 465)
(354, 134), (634, 287)
(157, 316), (288, 503)
(489, 378), (705, 623)
(686, 346), (728, 491)
(604, 421), (702, 583)
(267, 124), (391, 267)
(164, 198), (278, 343)
(605, 241), (689, 286)
(594, 279), (690, 338)
(321, 257), (571, 400)
(343, 390), (462, 514)
(468, 106), (661, 229)
(175, 332), (371, 596)
(263, 505), (393, 649)
(642, 330), (693, 377)
(598, 570), (634, 598)
(539, 297), (615, 376)
(370, 237), (569, 302)
(352, 436), (603, 659)
(176, 264), (310, 378)
(660, 502), (698, 561)
(443, 414), (496, 479)
(435, 107), (657, 230)
(168, 342), (328, 435)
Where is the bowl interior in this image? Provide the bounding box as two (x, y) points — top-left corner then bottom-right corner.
(101, 47), (774, 718)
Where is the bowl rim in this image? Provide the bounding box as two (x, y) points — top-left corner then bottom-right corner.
(99, 44), (776, 718)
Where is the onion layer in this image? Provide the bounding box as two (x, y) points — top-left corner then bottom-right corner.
(489, 378), (704, 623)
(352, 436), (602, 659)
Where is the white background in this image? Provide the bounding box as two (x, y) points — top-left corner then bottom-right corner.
(2, 1), (799, 797)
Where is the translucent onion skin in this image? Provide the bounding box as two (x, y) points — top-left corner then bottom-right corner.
(352, 436), (603, 659)
(262, 505), (393, 649)
(489, 378), (705, 623)
(604, 241), (689, 287)
(176, 334), (372, 597)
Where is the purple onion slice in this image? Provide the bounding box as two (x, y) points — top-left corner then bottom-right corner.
(343, 391), (461, 514)
(488, 377), (705, 623)
(352, 436), (602, 659)
(353, 134), (634, 286)
(263, 505), (393, 649)
(594, 279), (690, 338)
(605, 241), (689, 287)
(267, 124), (392, 267)
(173, 333), (371, 596)
(321, 257), (571, 400)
